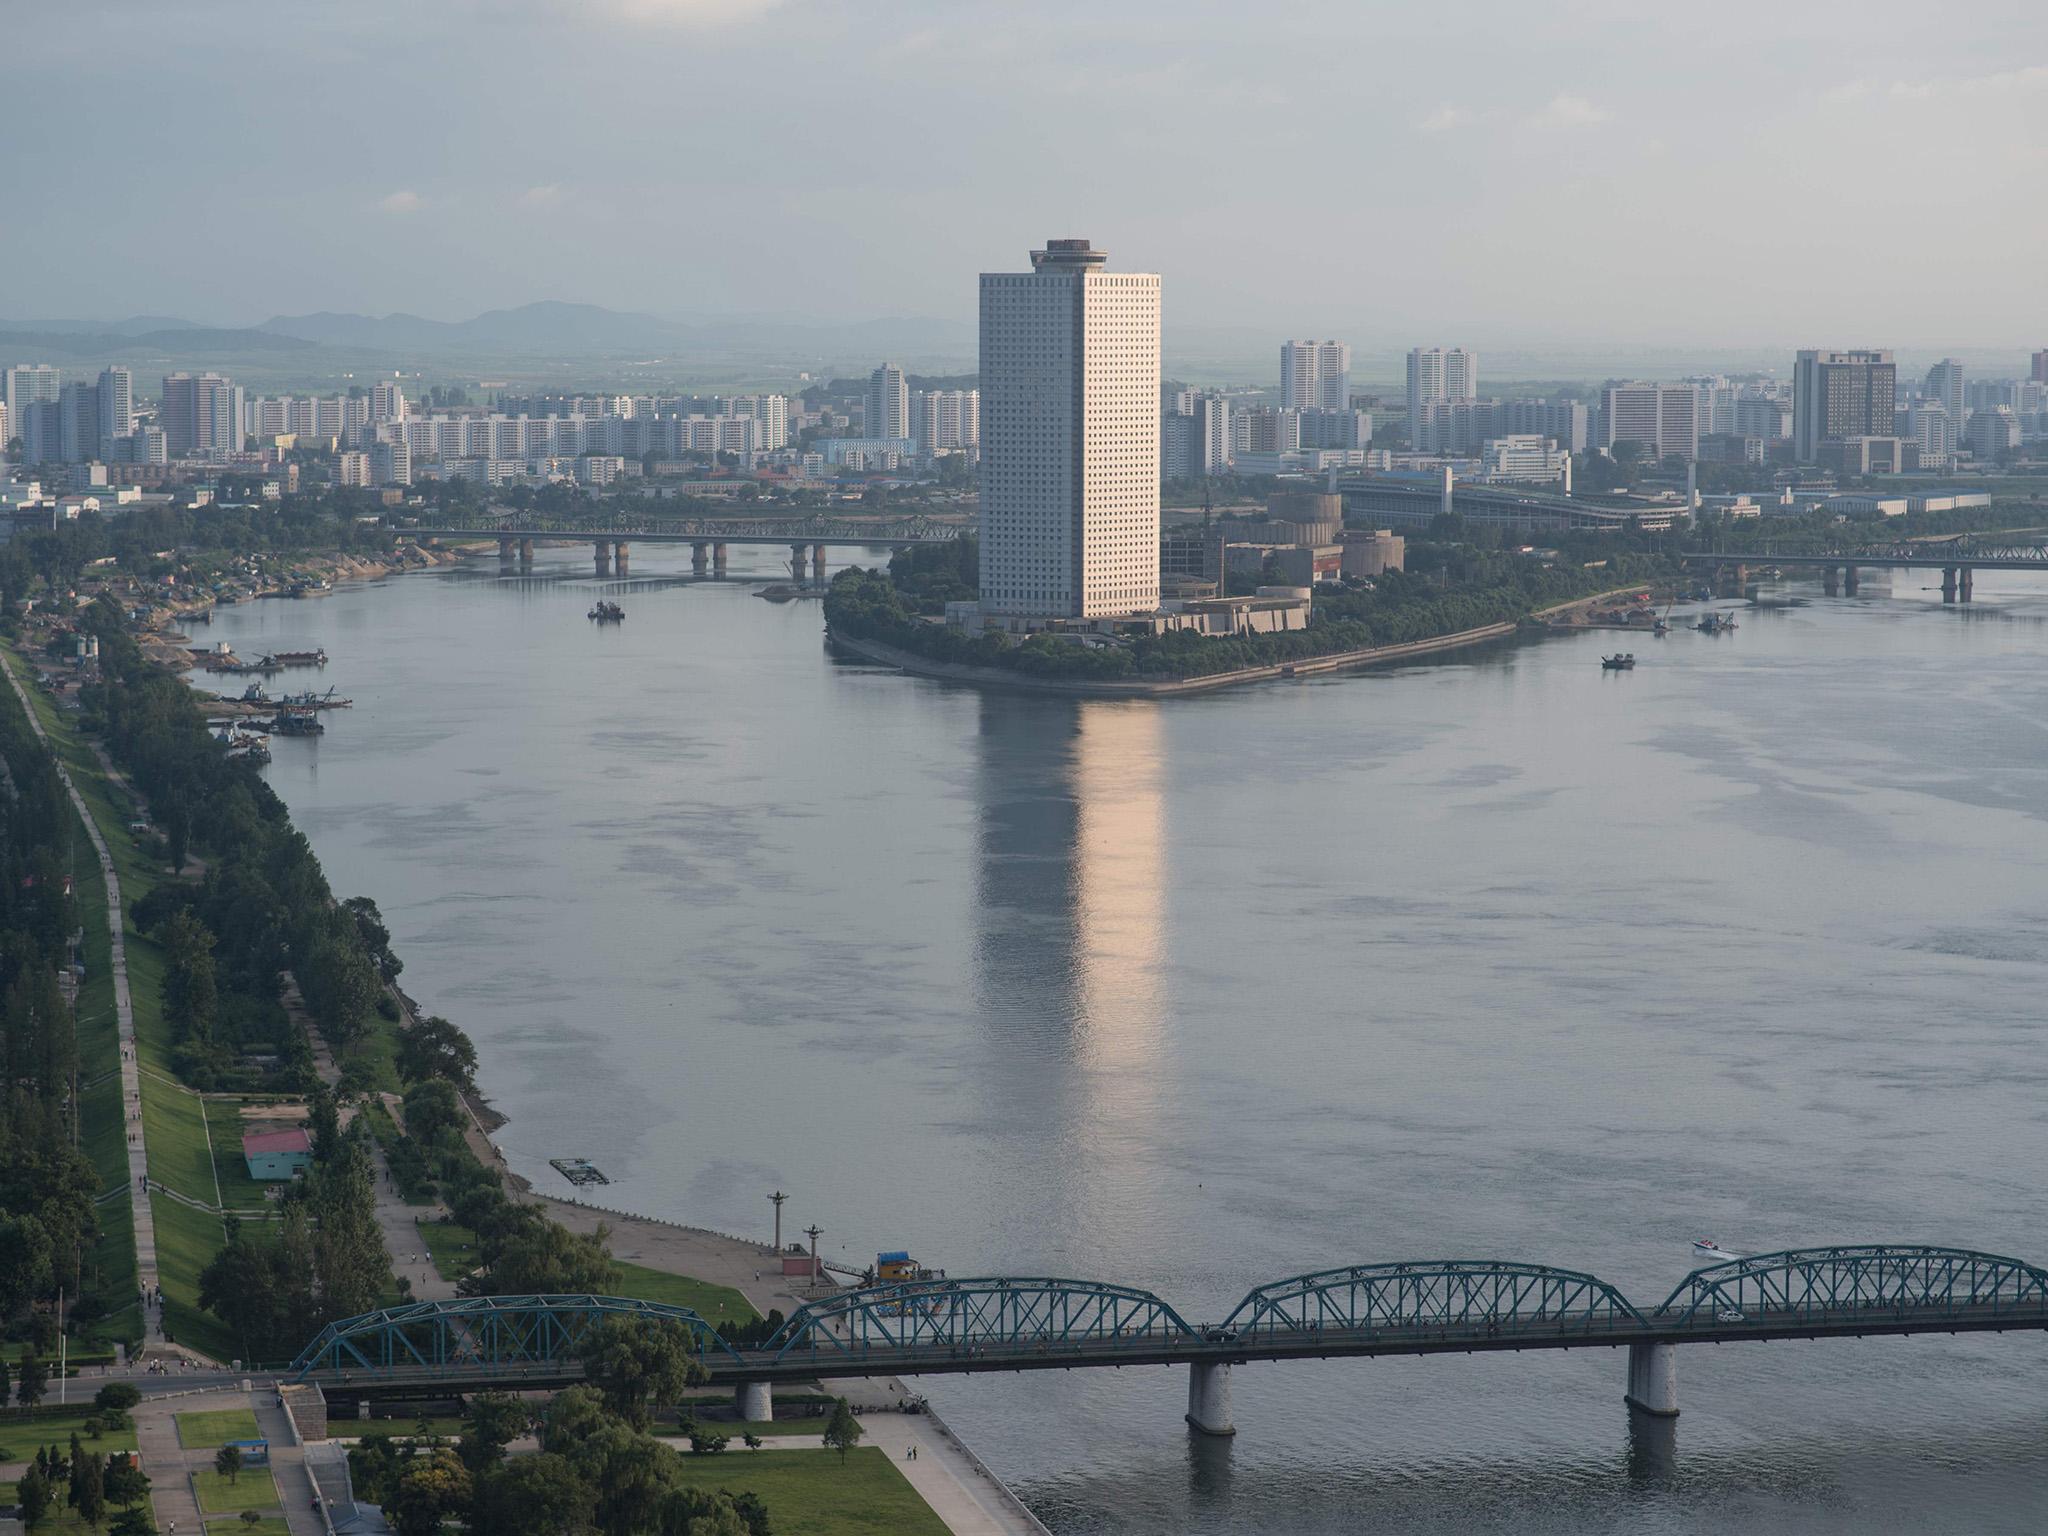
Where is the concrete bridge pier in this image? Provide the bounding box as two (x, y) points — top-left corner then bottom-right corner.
(593, 542), (612, 578)
(811, 543), (827, 583)
(1843, 565), (1859, 595)
(1624, 1342), (1678, 1418)
(692, 542), (709, 576)
(1960, 567), (1973, 602)
(1626, 1402), (1679, 1482)
(498, 537), (516, 564)
(1822, 565), (1839, 596)
(519, 539), (534, 569)
(789, 543), (807, 582)
(613, 541), (630, 575)
(1186, 1362), (1235, 1436)
(1943, 566), (1958, 602)
(713, 543), (728, 576)
(735, 1381), (772, 1423)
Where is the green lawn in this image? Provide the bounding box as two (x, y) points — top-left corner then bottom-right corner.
(176, 1407), (261, 1447)
(0, 1406), (140, 1461)
(193, 1464), (281, 1514)
(209, 1521), (291, 1536)
(665, 1447), (948, 1536)
(152, 1187), (233, 1363)
(613, 1259), (758, 1324)
(418, 1222), (757, 1324)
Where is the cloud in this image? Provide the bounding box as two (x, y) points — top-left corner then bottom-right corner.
(1420, 104), (1470, 134)
(379, 190), (425, 214)
(1527, 93), (1611, 129)
(519, 184), (563, 208)
(1827, 64), (2048, 104)
(580, 0), (781, 26)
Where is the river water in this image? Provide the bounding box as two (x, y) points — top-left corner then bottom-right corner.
(192, 547), (2048, 1533)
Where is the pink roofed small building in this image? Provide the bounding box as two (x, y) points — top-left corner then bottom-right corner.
(243, 1126), (314, 1180)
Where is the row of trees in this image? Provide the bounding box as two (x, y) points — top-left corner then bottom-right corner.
(345, 1321), (817, 1536)
(0, 668), (109, 1342)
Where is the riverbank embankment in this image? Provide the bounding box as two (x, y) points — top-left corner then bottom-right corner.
(827, 620), (1521, 697)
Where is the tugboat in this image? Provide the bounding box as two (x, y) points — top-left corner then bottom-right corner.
(1601, 653), (1637, 670)
(1696, 612), (1738, 635)
(588, 600), (625, 623)
(269, 709), (324, 737)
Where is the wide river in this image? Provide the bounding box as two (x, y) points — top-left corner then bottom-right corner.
(193, 546), (2048, 1533)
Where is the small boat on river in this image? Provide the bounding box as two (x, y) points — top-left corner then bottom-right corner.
(1602, 653), (1636, 670)
(589, 600), (625, 623)
(1696, 613), (1738, 635)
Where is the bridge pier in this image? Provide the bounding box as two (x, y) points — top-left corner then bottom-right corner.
(811, 543), (827, 583)
(1186, 1362), (1235, 1437)
(593, 542), (612, 578)
(1624, 1342), (1678, 1418)
(1842, 565), (1859, 596)
(790, 543), (807, 582)
(1943, 566), (1957, 602)
(735, 1381), (772, 1422)
(713, 543), (728, 576)
(1960, 567), (1973, 602)
(1822, 566), (1839, 596)
(613, 541), (630, 575)
(498, 537), (516, 564)
(519, 538), (534, 569)
(692, 542), (709, 576)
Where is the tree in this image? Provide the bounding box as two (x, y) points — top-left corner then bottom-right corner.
(742, 1433), (763, 1451)
(822, 1398), (861, 1463)
(95, 1383), (141, 1415)
(309, 1135), (392, 1319)
(161, 910), (219, 1047)
(0, 1354), (9, 1404)
(653, 1489), (750, 1536)
(458, 1391), (529, 1474)
(75, 1451), (105, 1528)
(17, 1349), (47, 1406)
(343, 896), (403, 982)
(17, 1466), (52, 1528)
(472, 1452), (592, 1536)
(108, 1507), (155, 1536)
(103, 1456), (149, 1508)
(347, 1433), (404, 1506)
(397, 1016), (478, 1092)
(215, 1443), (243, 1484)
(240, 1512), (264, 1528)
(687, 1430), (728, 1456)
(576, 1317), (707, 1429)
(386, 1447), (472, 1536)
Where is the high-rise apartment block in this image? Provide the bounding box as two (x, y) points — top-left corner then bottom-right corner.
(980, 238), (1160, 620)
(161, 372), (243, 454)
(1792, 350), (1895, 462)
(1923, 359), (1966, 430)
(3, 365), (60, 432)
(912, 388), (979, 459)
(1603, 383), (1700, 462)
(370, 380), (408, 424)
(1406, 347), (1477, 450)
(1281, 340), (1351, 412)
(867, 364), (910, 443)
(2032, 349), (2048, 385)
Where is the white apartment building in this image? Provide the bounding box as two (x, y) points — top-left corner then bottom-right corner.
(1603, 382), (1700, 462)
(980, 239), (1160, 620)
(1923, 359), (1966, 433)
(1479, 434), (1571, 485)
(912, 388), (980, 458)
(370, 439), (411, 486)
(1906, 402), (1954, 468)
(1406, 347), (1477, 450)
(334, 450), (371, 487)
(3, 365), (60, 433)
(370, 380), (408, 424)
(1281, 340), (1351, 412)
(867, 364), (910, 441)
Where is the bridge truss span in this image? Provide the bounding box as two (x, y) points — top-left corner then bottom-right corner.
(287, 1293), (744, 1380)
(764, 1276), (1197, 1363)
(1652, 1245), (2048, 1330)
(1221, 1260), (1645, 1340)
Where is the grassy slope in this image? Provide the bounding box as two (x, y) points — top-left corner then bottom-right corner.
(665, 1447), (950, 1536)
(0, 1406), (140, 1460)
(193, 1464), (281, 1514)
(418, 1221), (759, 1323)
(175, 1408), (262, 1448)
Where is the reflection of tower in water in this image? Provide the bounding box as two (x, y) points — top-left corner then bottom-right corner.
(970, 696), (1169, 1253)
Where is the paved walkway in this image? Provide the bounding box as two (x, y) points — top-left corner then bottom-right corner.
(0, 649), (161, 1349)
(254, 1392), (327, 1535)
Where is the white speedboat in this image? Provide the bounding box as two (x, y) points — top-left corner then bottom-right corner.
(1693, 1238), (1745, 1264)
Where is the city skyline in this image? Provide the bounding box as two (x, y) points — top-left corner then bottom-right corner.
(5, 1), (2044, 346)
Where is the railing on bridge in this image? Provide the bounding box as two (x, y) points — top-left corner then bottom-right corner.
(287, 1293), (744, 1380)
(1651, 1245), (2048, 1328)
(1220, 1260), (1644, 1338)
(761, 1276), (1197, 1363)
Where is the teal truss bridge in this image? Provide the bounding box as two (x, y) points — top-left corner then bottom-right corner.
(287, 1245), (2048, 1437)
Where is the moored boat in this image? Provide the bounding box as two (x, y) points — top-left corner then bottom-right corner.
(1601, 653), (1636, 670)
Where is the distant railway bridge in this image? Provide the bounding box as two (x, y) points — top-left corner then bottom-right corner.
(403, 514), (969, 581)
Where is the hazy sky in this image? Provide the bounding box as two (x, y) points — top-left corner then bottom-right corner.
(7, 0), (2045, 346)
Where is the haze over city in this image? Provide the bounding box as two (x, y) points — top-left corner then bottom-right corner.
(8, 0), (2046, 348)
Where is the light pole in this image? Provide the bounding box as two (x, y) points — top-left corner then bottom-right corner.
(804, 1225), (823, 1287)
(768, 1191), (787, 1255)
